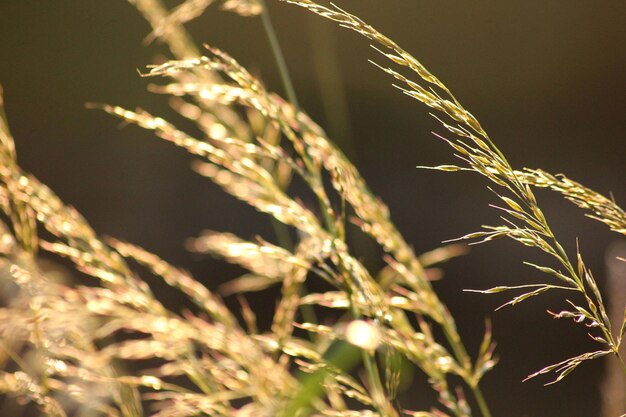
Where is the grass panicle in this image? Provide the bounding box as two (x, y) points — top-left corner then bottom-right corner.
(281, 0), (625, 385)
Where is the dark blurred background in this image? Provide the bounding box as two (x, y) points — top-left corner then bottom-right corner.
(1, 1), (625, 416)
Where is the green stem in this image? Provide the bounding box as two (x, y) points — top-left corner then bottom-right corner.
(471, 385), (492, 417)
(258, 0), (329, 337)
(617, 352), (626, 376)
(258, 0), (301, 112)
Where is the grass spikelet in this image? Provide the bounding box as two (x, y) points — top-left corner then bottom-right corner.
(518, 168), (626, 236)
(130, 0), (256, 145)
(147, 49), (430, 286)
(270, 239), (317, 344)
(1, 166), (144, 298)
(301, 129), (426, 279)
(99, 103), (325, 238)
(191, 160), (325, 237)
(188, 231), (310, 278)
(108, 238), (237, 326)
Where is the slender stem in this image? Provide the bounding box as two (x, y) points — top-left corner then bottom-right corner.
(258, 0), (337, 234)
(186, 351), (216, 395)
(471, 385), (492, 417)
(441, 320), (470, 369)
(362, 351), (387, 412)
(617, 352), (626, 375)
(258, 0), (301, 112)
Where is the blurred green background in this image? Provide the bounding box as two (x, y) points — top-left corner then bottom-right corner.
(1, 1), (625, 416)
